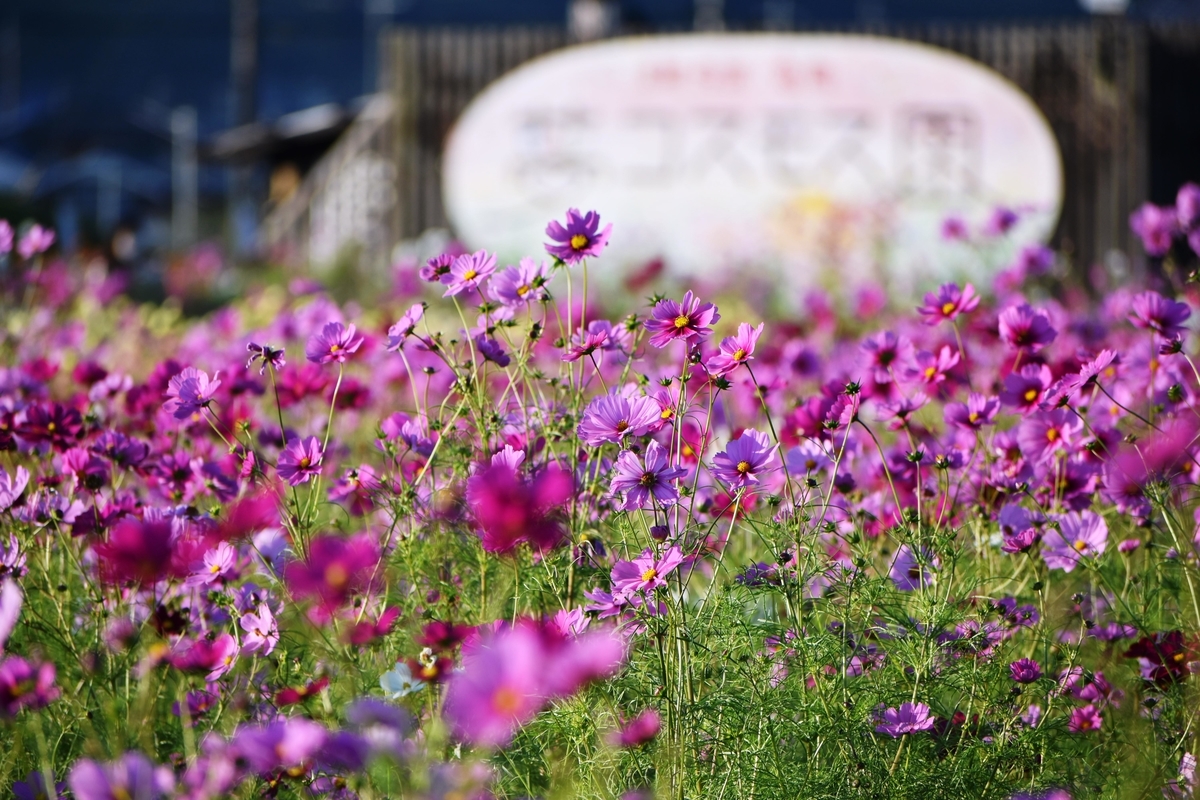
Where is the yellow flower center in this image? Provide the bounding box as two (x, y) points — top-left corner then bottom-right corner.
(924, 366), (936, 379)
(733, 348), (747, 361)
(299, 457), (311, 469)
(1046, 428), (1059, 443)
(968, 412), (979, 423)
(517, 284), (530, 296)
(570, 234), (589, 250)
(615, 420), (629, 433)
(47, 422), (56, 432)
(673, 314), (690, 329)
(462, 269), (478, 281)
(325, 563), (348, 588)
(1024, 388), (1038, 402)
(660, 408), (674, 420)
(641, 567), (658, 582)
(1073, 539), (1088, 552)
(330, 344), (340, 352)
(941, 301), (956, 315)
(493, 686), (523, 714)
(736, 460), (751, 474)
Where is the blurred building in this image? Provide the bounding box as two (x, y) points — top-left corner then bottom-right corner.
(0, 0), (1197, 265)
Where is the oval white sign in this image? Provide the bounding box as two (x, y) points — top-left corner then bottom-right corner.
(442, 35), (1062, 293)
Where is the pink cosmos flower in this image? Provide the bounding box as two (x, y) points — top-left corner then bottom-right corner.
(0, 220), (11, 254)
(545, 208), (612, 265)
(644, 291), (720, 349)
(420, 252), (455, 282)
(609, 709), (661, 747)
(277, 436), (324, 486)
(1041, 510), (1108, 572)
(239, 603), (279, 655)
(999, 304), (1057, 352)
(1017, 410), (1080, 464)
(610, 546), (685, 599)
(306, 321), (364, 364)
(860, 331), (914, 383)
(945, 392), (1000, 431)
(94, 518), (190, 585)
(577, 390), (661, 447)
(284, 534), (380, 621)
(490, 257), (549, 305)
(163, 367), (222, 420)
(385, 303), (425, 351)
(16, 224), (55, 259)
(168, 633), (238, 682)
(874, 702), (934, 737)
(1129, 291), (1191, 340)
(246, 341), (286, 374)
(466, 464), (573, 554)
(1000, 364), (1053, 412)
(917, 283), (979, 325)
(609, 441), (687, 510)
(563, 324), (611, 363)
(1129, 203), (1178, 256)
(706, 322), (764, 377)
(904, 346), (960, 386)
(1068, 704), (1103, 733)
(711, 429), (779, 490)
(443, 250), (496, 297)
(0, 656), (59, 717)
(0, 466), (29, 512)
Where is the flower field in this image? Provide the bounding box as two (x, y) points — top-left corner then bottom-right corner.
(0, 193), (1199, 799)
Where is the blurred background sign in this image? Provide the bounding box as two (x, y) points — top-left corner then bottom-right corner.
(440, 35), (1062, 288)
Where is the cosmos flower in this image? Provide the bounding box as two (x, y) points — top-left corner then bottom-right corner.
(945, 392), (1000, 431)
(466, 464), (573, 554)
(707, 322), (764, 377)
(490, 257), (550, 305)
(577, 390), (662, 448)
(644, 291), (720, 348)
(163, 367), (222, 420)
(1129, 203), (1178, 256)
(1129, 291), (1191, 340)
(545, 208), (612, 265)
(380, 661), (425, 698)
(1041, 511), (1108, 572)
(1068, 704), (1103, 733)
(711, 429), (779, 490)
(998, 304), (1057, 352)
(67, 753), (173, 800)
(443, 250), (497, 297)
(306, 321), (364, 364)
(245, 342), (286, 374)
(284, 534), (381, 621)
(385, 303), (425, 351)
(609, 710), (661, 747)
(277, 436), (324, 486)
(917, 283), (979, 325)
(1010, 658), (1042, 683)
(610, 546), (685, 598)
(609, 441), (687, 510)
(874, 702), (934, 737)
(0, 656), (59, 717)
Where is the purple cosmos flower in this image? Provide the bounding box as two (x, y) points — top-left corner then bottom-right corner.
(239, 603), (279, 655)
(890, 545), (938, 591)
(443, 250), (496, 297)
(545, 208), (612, 264)
(0, 220), (11, 254)
(859, 331), (914, 383)
(998, 304), (1057, 352)
(490, 257), (549, 305)
(1068, 704), (1103, 733)
(385, 303), (425, 351)
(246, 342), (286, 374)
(1010, 658), (1042, 683)
(609, 441), (687, 510)
(984, 206), (1020, 236)
(420, 252), (455, 283)
(162, 367), (221, 420)
(945, 392), (1000, 431)
(1018, 410), (1080, 464)
(0, 656), (59, 717)
(1001, 528), (1041, 554)
(1178, 183), (1200, 230)
(306, 321), (364, 364)
(712, 429), (779, 490)
(0, 466), (29, 512)
(917, 283), (980, 325)
(1130, 202), (1178, 256)
(232, 718), (329, 775)
(707, 322), (764, 377)
(68, 753), (173, 800)
(284, 534), (380, 621)
(874, 702), (935, 737)
(1000, 364), (1053, 412)
(13, 771), (66, 800)
(475, 335), (510, 367)
(611, 546), (685, 598)
(1129, 291), (1191, 340)
(905, 346), (959, 386)
(941, 216), (969, 240)
(17, 224), (54, 259)
(645, 291), (720, 349)
(1041, 510), (1108, 572)
(577, 390), (662, 447)
(563, 324), (611, 363)
(609, 710), (661, 747)
(277, 436), (324, 486)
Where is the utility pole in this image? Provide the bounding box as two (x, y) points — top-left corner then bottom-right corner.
(171, 106), (198, 249)
(694, 0), (725, 31)
(229, 0), (259, 256)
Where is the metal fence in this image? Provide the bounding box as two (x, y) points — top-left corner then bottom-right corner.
(265, 21), (1200, 273)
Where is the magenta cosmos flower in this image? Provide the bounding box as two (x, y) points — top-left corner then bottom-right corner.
(998, 304), (1057, 352)
(1129, 202), (1178, 256)
(490, 257), (549, 305)
(94, 518), (183, 585)
(163, 367), (221, 420)
(466, 464), (573, 554)
(1041, 510), (1108, 572)
(284, 534), (380, 621)
(385, 303), (425, 351)
(917, 282), (980, 325)
(609, 441), (687, 510)
(609, 709), (661, 747)
(706, 322), (764, 377)
(277, 436), (324, 486)
(306, 321), (364, 364)
(577, 390), (661, 447)
(68, 753), (174, 800)
(610, 546), (685, 599)
(874, 701), (934, 737)
(1010, 658), (1043, 683)
(945, 392), (1000, 431)
(443, 250), (496, 297)
(1068, 704), (1103, 733)
(545, 208), (612, 265)
(1129, 290), (1191, 340)
(711, 429), (779, 490)
(645, 291), (720, 349)
(0, 656), (59, 717)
